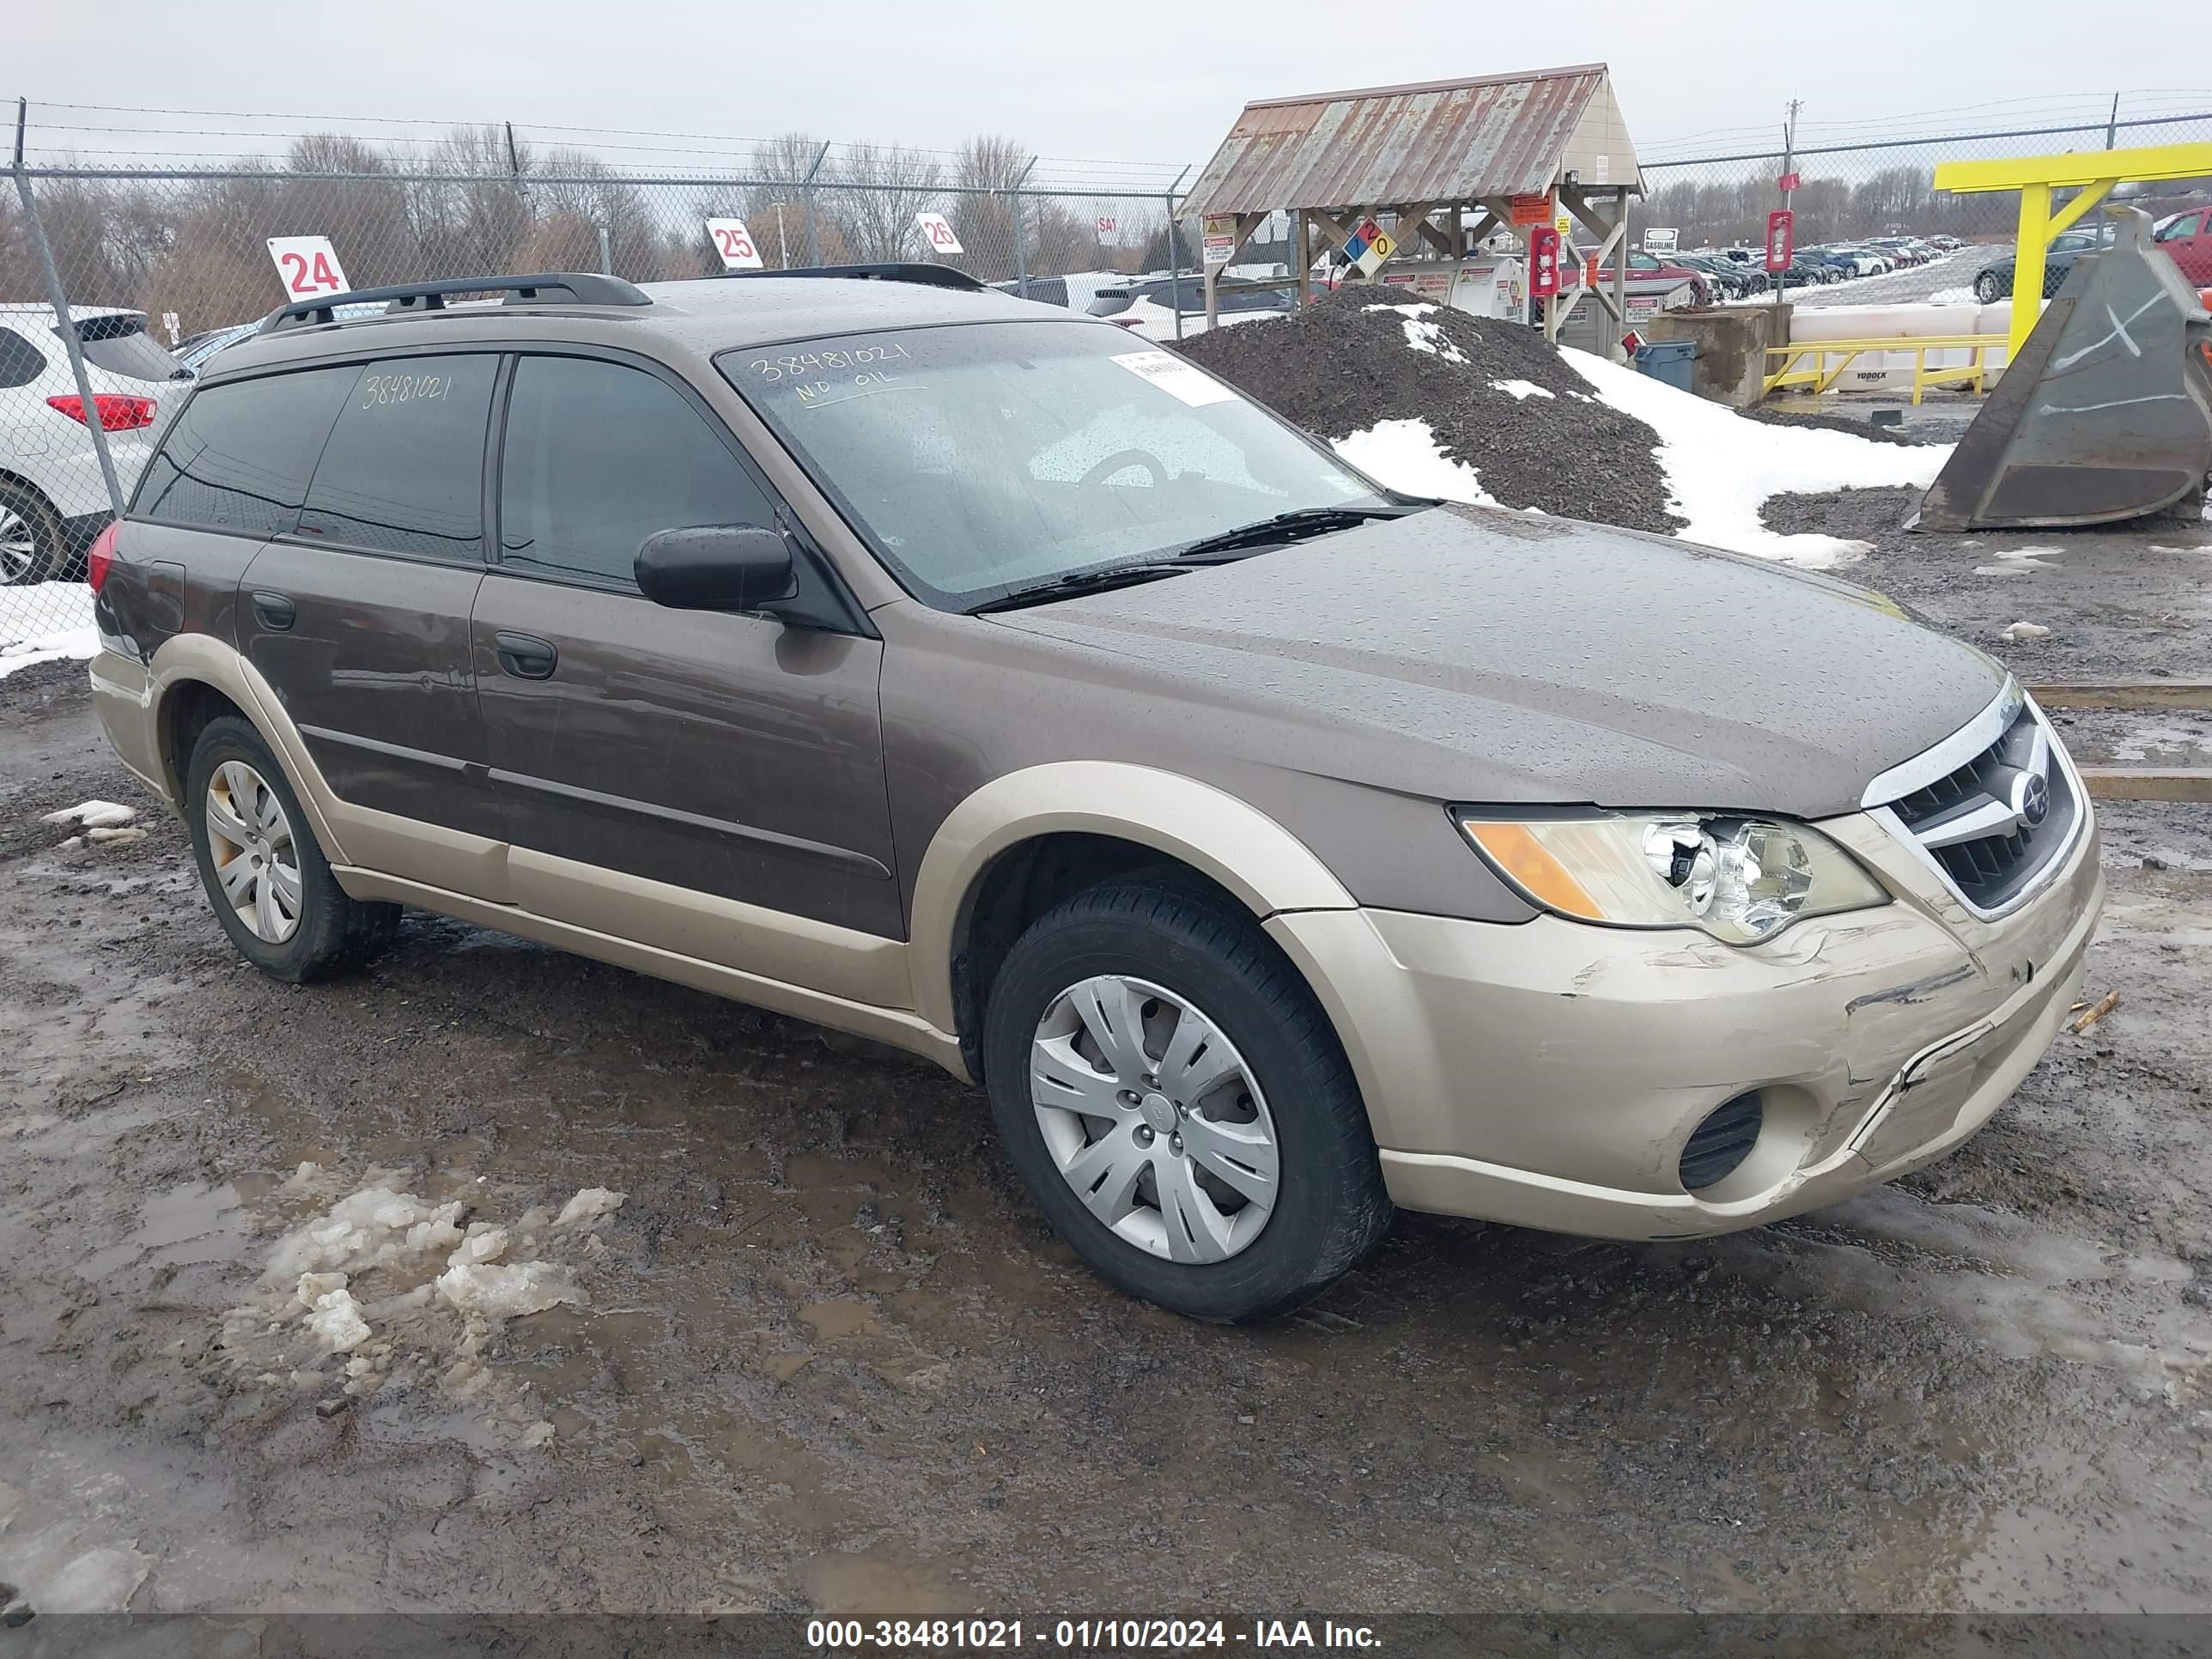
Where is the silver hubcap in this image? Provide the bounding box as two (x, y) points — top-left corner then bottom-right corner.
(204, 761), (303, 944)
(0, 507), (35, 584)
(1030, 975), (1279, 1264)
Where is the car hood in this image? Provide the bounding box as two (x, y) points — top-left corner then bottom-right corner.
(987, 505), (2006, 818)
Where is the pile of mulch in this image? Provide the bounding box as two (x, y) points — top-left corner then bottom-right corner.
(1176, 283), (1680, 532)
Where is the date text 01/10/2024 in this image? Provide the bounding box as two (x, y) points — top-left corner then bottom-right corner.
(802, 1619), (1382, 1650)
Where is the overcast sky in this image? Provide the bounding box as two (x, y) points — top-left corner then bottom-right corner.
(13, 0), (2203, 172)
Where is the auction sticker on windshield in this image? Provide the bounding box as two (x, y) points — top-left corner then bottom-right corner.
(1111, 350), (1238, 409)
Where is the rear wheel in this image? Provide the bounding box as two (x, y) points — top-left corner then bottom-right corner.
(0, 482), (64, 586)
(981, 873), (1392, 1322)
(1974, 272), (2004, 304)
(185, 715), (398, 982)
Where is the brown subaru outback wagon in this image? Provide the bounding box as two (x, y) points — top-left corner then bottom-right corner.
(89, 267), (2103, 1321)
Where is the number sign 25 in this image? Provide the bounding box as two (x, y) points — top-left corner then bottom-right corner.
(705, 219), (763, 270)
(266, 235), (352, 301)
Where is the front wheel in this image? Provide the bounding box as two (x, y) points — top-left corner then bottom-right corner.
(981, 874), (1392, 1322)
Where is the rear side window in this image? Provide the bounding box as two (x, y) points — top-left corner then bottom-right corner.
(131, 367), (356, 537)
(64, 313), (182, 382)
(498, 354), (774, 586)
(299, 355), (498, 561)
(0, 326), (46, 389)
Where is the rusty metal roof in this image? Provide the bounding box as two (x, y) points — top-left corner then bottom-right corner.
(1181, 64), (1636, 218)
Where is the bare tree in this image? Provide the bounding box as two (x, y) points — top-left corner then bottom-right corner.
(823, 142), (942, 262)
(737, 131), (827, 268)
(948, 136), (1031, 281)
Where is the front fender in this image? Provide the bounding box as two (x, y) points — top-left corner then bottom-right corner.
(907, 760), (1358, 1037)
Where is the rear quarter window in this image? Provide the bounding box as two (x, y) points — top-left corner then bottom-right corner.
(297, 355), (499, 561)
(132, 366), (357, 538)
(0, 326), (47, 390)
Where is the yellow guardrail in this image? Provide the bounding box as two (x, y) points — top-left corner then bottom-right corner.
(1762, 336), (2007, 404)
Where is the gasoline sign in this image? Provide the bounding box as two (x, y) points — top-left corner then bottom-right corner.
(1765, 209), (1796, 272)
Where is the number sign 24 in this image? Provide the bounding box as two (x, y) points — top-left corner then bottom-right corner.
(266, 235), (352, 300)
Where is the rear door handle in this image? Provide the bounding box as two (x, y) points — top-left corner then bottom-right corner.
(250, 591), (295, 631)
(494, 631), (558, 680)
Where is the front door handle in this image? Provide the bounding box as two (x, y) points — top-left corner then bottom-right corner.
(493, 631), (558, 680)
(250, 590), (295, 631)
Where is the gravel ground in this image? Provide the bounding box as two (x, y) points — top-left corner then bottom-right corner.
(2, 639), (2210, 1620)
(1762, 487), (2212, 682)
(1176, 285), (1679, 532)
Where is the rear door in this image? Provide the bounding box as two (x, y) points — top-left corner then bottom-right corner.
(236, 352), (504, 841)
(471, 349), (902, 955)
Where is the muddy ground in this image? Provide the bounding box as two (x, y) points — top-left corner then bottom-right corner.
(2, 557), (2210, 1621)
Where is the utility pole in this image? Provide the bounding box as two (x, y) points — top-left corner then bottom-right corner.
(2106, 92), (2121, 149)
(1771, 98), (1800, 331)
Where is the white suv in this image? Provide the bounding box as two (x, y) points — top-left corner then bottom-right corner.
(0, 305), (187, 585)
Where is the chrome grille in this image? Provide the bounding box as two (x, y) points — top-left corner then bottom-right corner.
(1863, 684), (2081, 919)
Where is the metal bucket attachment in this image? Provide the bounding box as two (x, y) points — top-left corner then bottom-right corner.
(1918, 208), (2212, 532)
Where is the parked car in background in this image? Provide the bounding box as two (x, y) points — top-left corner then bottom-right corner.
(90, 264), (2105, 1322)
(1086, 276), (1292, 341)
(2152, 208), (2212, 285)
(0, 304), (188, 585)
(1672, 253), (1759, 300)
(1974, 220), (2119, 302)
(173, 320), (260, 375)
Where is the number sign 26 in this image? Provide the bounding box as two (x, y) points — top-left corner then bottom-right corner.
(266, 235), (352, 300)
(705, 219), (763, 270)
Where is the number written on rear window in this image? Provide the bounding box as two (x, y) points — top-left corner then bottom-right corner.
(296, 356), (497, 561)
(357, 371), (457, 407)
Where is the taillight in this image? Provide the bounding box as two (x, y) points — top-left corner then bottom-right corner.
(46, 393), (158, 432)
(86, 520), (119, 593)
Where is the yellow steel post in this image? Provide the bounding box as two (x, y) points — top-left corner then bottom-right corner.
(2008, 182), (2052, 359)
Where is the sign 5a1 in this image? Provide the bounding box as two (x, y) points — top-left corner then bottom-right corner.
(1528, 226), (1563, 298)
(1096, 216), (1115, 238)
(915, 211), (964, 256)
(1765, 209), (1796, 272)
(266, 235), (350, 301)
(705, 218), (763, 270)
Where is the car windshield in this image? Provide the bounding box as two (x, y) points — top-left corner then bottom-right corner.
(720, 319), (1384, 609)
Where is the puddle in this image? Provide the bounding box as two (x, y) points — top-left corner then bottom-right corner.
(76, 1180), (260, 1279)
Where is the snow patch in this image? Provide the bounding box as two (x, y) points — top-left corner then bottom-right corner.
(300, 1281), (373, 1352)
(263, 1185), (465, 1281)
(434, 1259), (583, 1319)
(1559, 346), (1948, 567)
(556, 1187), (626, 1227)
(0, 582), (98, 678)
(1489, 379), (1555, 401)
(1366, 303), (1470, 366)
(1973, 546), (2063, 576)
(1332, 420), (1495, 507)
(40, 800), (136, 830)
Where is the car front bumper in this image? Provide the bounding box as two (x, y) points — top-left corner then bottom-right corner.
(1265, 806), (2103, 1240)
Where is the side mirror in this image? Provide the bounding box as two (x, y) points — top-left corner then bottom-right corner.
(635, 525), (798, 614)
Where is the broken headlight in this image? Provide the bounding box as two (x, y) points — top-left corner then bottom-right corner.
(1454, 811), (1888, 945)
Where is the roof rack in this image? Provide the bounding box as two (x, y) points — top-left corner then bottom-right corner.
(257, 272), (653, 334)
(716, 263), (987, 293)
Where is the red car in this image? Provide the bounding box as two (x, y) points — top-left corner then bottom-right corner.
(2154, 209), (2212, 287)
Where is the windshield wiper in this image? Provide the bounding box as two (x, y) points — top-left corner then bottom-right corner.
(968, 559), (1221, 614)
(1164, 502), (1421, 561)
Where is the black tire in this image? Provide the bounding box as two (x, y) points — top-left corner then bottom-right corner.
(185, 714), (398, 982)
(980, 872), (1392, 1322)
(0, 480), (66, 587)
(1975, 273), (2003, 304)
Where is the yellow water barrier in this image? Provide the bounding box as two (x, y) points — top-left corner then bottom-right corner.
(1762, 337), (2008, 404)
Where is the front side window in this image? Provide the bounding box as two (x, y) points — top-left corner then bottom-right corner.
(722, 319), (1380, 609)
(499, 354), (775, 586)
(132, 366), (356, 538)
(298, 355), (497, 561)
(2158, 213), (2201, 240)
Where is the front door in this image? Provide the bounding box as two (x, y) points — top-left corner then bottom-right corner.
(471, 350), (902, 963)
(236, 352), (504, 842)
(2156, 211), (2212, 286)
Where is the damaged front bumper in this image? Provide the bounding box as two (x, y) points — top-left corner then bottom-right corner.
(1264, 805), (2105, 1240)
